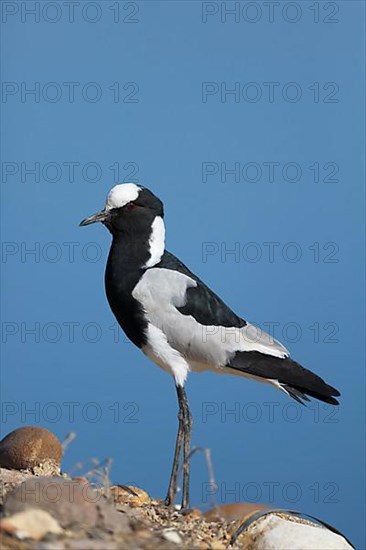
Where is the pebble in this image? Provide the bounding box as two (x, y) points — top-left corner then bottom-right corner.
(162, 528), (183, 545)
(109, 485), (151, 507)
(0, 508), (62, 540)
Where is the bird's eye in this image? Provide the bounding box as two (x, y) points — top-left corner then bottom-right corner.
(128, 202), (137, 210)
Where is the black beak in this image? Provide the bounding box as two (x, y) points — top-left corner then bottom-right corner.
(79, 210), (108, 227)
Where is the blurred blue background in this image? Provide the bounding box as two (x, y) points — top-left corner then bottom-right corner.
(1, 1), (365, 547)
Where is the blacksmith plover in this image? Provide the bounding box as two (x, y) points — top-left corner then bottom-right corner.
(80, 183), (340, 509)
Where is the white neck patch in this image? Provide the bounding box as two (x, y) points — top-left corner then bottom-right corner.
(144, 216), (165, 268)
(105, 183), (141, 210)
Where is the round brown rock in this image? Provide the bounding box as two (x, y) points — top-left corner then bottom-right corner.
(204, 503), (270, 522)
(0, 427), (62, 470)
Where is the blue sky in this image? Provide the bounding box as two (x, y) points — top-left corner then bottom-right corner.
(1, 1), (365, 547)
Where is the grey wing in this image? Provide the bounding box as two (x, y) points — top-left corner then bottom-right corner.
(132, 267), (289, 368)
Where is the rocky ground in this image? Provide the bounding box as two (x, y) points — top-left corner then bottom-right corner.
(0, 427), (354, 550)
(0, 466), (258, 550)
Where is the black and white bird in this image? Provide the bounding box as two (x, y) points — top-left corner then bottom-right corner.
(80, 183), (340, 509)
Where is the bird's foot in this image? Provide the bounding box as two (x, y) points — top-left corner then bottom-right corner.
(164, 493), (175, 507)
(163, 494), (190, 512)
(180, 495), (190, 511)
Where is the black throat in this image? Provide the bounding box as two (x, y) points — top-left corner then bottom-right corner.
(104, 226), (154, 349)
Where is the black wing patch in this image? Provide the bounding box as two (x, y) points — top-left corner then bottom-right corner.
(177, 283), (246, 327)
(155, 251), (246, 328)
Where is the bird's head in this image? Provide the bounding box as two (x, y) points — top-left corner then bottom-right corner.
(79, 183), (164, 236)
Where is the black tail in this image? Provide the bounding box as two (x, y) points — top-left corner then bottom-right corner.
(228, 351), (340, 406)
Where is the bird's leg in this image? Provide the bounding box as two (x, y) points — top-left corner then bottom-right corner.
(164, 385), (185, 507)
(180, 385), (192, 510)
